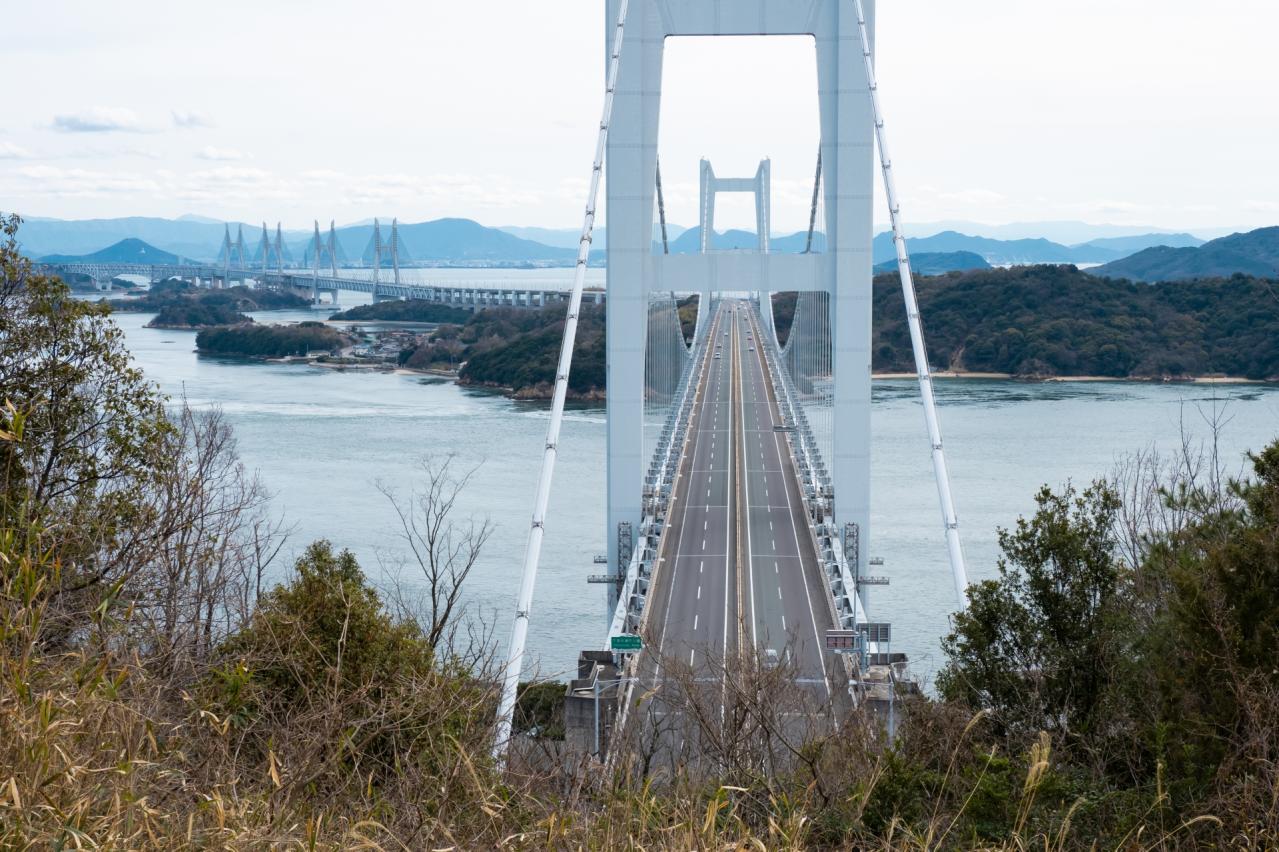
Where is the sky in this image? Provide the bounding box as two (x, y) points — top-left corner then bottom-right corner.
(1, 0), (1276, 234)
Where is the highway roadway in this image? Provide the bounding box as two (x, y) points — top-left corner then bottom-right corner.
(631, 299), (839, 765)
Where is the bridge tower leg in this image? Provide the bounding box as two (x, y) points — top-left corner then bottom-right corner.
(327, 220), (340, 308)
(274, 222), (285, 282)
(605, 0), (877, 616)
(234, 225), (247, 286)
(259, 222), (270, 287)
(390, 218), (401, 292)
(371, 218), (383, 302)
(311, 220), (322, 306)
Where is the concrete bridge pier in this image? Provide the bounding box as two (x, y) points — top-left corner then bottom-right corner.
(317, 284), (340, 308)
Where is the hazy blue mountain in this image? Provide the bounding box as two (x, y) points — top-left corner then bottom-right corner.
(15, 216), (295, 262)
(1090, 226), (1279, 282)
(663, 227), (1122, 265)
(1074, 233), (1204, 254)
(314, 218), (577, 265)
(40, 238), (180, 265)
(897, 220), (1213, 244)
(872, 230), (1124, 266)
(874, 251), (991, 275)
(499, 224), (690, 250)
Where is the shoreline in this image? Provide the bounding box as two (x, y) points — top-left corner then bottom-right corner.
(872, 371), (1269, 385)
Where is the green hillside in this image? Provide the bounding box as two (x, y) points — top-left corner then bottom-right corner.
(1092, 226), (1279, 282)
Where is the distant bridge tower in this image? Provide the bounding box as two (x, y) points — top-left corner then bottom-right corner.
(364, 218), (405, 302)
(258, 222), (271, 281)
(697, 158), (771, 254)
(219, 224), (247, 288)
(605, 0), (879, 594)
(273, 222), (287, 278)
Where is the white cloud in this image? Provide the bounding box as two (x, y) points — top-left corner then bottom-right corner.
(0, 141), (33, 159)
(12, 164), (160, 197)
(51, 107), (147, 133)
(172, 110), (213, 129)
(939, 188), (1008, 205)
(196, 145), (248, 161)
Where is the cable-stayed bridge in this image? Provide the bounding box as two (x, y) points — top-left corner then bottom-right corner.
(38, 218), (603, 311)
(493, 0), (969, 766)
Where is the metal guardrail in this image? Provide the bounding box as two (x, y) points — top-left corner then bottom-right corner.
(606, 298), (712, 642)
(756, 301), (866, 630)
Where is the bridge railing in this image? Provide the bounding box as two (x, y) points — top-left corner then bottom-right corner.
(607, 296), (712, 642)
(756, 298), (866, 631)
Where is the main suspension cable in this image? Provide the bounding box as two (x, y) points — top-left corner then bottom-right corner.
(852, 0), (969, 608)
(493, 0), (632, 760)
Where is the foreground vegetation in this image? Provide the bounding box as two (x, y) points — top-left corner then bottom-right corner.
(2, 212), (1278, 848)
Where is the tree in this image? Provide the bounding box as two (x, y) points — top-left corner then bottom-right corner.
(938, 481), (1125, 746)
(1135, 439), (1279, 797)
(0, 213), (169, 610)
(377, 456), (493, 654)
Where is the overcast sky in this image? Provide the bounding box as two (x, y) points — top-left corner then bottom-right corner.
(1, 1), (1275, 233)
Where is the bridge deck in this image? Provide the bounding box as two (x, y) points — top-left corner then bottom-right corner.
(632, 299), (840, 766)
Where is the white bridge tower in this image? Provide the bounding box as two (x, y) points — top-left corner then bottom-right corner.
(605, 0), (879, 592)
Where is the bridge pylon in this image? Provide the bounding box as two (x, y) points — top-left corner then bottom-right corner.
(605, 0), (879, 607)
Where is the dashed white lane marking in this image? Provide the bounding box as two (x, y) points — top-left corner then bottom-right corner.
(774, 561), (779, 573)
(701, 538), (706, 550)
(697, 585), (701, 600)
(699, 560), (704, 573)
(772, 539), (776, 551)
(694, 614), (699, 630)
(689, 649), (696, 665)
(778, 587), (783, 600)
(782, 614), (787, 630)
(703, 520), (708, 531)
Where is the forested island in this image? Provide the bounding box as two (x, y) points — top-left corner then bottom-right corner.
(111, 281), (311, 329)
(776, 265), (1279, 380)
(329, 300), (474, 324)
(196, 321), (349, 358)
(399, 303), (608, 398)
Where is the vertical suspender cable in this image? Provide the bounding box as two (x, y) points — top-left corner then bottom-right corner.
(493, 0), (631, 760)
(656, 158), (671, 255)
(852, 0), (969, 607)
(803, 149), (822, 255)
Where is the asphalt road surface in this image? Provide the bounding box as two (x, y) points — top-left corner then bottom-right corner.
(629, 299), (840, 767)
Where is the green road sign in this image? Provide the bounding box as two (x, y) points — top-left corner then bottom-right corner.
(611, 634), (642, 652)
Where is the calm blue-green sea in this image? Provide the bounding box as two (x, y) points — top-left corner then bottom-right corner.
(112, 276), (1279, 685)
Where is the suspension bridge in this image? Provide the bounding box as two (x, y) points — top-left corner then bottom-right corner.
(492, 0), (970, 765)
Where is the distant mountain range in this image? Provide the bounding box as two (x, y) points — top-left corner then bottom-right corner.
(1091, 227), (1279, 282)
(658, 226), (1198, 266)
(40, 238), (180, 266)
(18, 214), (1269, 274)
(874, 251), (990, 275)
